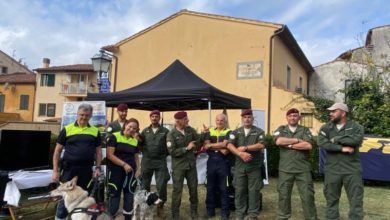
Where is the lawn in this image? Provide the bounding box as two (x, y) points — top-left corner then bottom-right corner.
(4, 178), (390, 219)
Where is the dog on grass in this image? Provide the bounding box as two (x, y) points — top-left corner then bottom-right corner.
(132, 190), (162, 220)
(50, 176), (101, 220)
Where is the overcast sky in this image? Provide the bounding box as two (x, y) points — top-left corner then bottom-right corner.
(1, 0), (389, 70)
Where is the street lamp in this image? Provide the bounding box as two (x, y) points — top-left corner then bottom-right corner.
(91, 49), (112, 92)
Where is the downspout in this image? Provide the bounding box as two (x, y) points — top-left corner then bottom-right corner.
(109, 53), (119, 121)
(267, 25), (285, 134)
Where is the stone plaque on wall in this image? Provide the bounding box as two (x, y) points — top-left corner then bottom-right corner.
(236, 61), (263, 79)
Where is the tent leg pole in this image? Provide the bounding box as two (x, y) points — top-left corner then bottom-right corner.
(208, 101), (211, 127)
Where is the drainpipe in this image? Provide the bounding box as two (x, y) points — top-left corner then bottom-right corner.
(267, 25), (285, 134)
(106, 51), (118, 121)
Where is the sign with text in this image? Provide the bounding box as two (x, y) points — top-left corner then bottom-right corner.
(236, 61), (263, 79)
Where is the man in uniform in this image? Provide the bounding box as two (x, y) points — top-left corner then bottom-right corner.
(52, 103), (102, 220)
(167, 111), (200, 220)
(318, 103), (364, 220)
(274, 108), (318, 220)
(140, 110), (170, 217)
(106, 103), (128, 133)
(227, 109), (265, 220)
(204, 114), (231, 220)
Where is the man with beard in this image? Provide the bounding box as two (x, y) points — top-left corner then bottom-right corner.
(274, 108), (318, 220)
(318, 103), (364, 220)
(107, 103), (128, 133)
(140, 110), (170, 217)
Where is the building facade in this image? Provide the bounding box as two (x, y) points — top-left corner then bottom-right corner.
(33, 59), (98, 122)
(0, 50), (36, 122)
(310, 25), (390, 102)
(103, 10), (318, 133)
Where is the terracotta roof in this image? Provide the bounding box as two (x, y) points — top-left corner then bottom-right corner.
(102, 9), (283, 52)
(34, 64), (93, 72)
(0, 72), (36, 84)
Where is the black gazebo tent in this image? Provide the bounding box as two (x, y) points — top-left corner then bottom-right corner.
(86, 60), (251, 113)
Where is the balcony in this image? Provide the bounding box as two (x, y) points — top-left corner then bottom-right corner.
(60, 83), (97, 96)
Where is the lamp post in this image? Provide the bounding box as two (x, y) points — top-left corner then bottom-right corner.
(91, 49), (112, 93)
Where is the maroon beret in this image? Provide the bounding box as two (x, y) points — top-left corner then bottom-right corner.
(241, 109), (253, 116)
(150, 110), (160, 116)
(174, 111), (187, 119)
(286, 108), (300, 116)
(117, 103), (128, 111)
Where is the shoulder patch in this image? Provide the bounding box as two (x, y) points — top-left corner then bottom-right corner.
(106, 127), (112, 132)
(320, 131), (326, 136)
(229, 134), (235, 140)
(274, 131), (280, 136)
(167, 141), (172, 147)
(259, 135), (263, 139)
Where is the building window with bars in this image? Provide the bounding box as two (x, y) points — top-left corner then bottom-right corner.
(300, 113), (313, 128)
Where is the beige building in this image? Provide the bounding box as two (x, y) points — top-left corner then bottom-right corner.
(33, 59), (98, 122)
(102, 10), (319, 133)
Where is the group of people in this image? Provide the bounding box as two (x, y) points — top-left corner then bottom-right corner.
(51, 101), (364, 220)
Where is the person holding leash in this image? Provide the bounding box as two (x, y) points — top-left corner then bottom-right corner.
(106, 118), (141, 220)
(52, 103), (102, 220)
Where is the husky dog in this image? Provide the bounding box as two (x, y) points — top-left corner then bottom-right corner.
(132, 190), (162, 220)
(51, 176), (97, 220)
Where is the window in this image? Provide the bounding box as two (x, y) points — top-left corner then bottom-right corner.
(38, 104), (47, 116)
(300, 113), (313, 128)
(40, 74), (55, 87)
(286, 65), (291, 90)
(47, 103), (56, 117)
(0, 95), (4, 112)
(1, 66), (8, 74)
(38, 103), (56, 117)
(19, 95), (29, 110)
(299, 76), (303, 89)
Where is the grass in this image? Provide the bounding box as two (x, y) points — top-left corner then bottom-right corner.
(4, 178), (390, 219)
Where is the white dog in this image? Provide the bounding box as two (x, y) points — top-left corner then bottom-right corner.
(132, 190), (162, 220)
(51, 176), (102, 220)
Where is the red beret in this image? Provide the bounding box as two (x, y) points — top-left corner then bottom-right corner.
(286, 108), (300, 116)
(150, 110), (160, 116)
(241, 109), (253, 116)
(117, 103), (128, 111)
(174, 111), (187, 119)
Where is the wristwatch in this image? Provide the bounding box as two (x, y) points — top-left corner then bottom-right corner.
(288, 144), (293, 149)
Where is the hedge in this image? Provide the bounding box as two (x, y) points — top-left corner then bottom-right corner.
(265, 134), (321, 180)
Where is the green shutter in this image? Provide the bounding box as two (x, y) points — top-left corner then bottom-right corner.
(47, 74), (55, 87)
(0, 95), (4, 112)
(19, 95), (29, 110)
(38, 103), (46, 116)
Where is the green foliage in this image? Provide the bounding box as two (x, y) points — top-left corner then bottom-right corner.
(343, 72), (390, 137)
(302, 95), (334, 123)
(265, 134), (321, 179)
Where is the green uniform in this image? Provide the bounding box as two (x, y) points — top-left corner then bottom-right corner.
(167, 126), (200, 219)
(274, 125), (318, 220)
(318, 120), (364, 220)
(228, 125), (265, 219)
(140, 125), (170, 203)
(107, 119), (125, 133)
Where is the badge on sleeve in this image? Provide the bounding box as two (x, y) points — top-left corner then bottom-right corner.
(274, 131), (280, 136)
(107, 127), (112, 132)
(229, 134), (235, 140)
(259, 135), (264, 139)
(167, 141), (172, 147)
(320, 131), (326, 136)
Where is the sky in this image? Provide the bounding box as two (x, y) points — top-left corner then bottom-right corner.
(0, 0), (389, 70)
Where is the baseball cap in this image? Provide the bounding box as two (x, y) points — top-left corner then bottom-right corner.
(327, 103), (349, 112)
